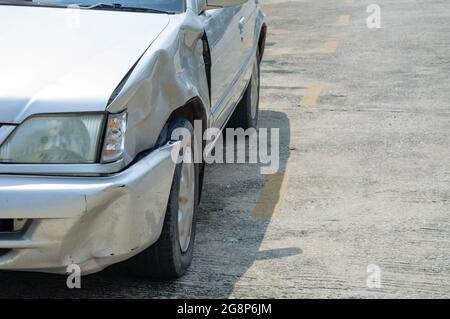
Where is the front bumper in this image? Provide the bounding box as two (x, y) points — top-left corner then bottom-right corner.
(0, 142), (179, 275)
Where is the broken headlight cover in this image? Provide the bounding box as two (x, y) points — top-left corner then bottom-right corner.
(0, 114), (105, 164)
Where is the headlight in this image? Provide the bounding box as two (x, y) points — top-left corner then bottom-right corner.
(0, 114), (105, 164)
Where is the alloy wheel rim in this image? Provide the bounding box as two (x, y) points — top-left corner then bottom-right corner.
(177, 149), (195, 253)
(250, 62), (259, 119)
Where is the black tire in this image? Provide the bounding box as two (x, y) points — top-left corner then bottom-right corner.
(229, 55), (261, 130)
(129, 118), (199, 279)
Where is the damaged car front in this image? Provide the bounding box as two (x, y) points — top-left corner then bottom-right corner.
(0, 0), (208, 276)
(0, 0), (267, 278)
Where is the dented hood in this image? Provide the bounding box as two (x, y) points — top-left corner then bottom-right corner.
(0, 5), (170, 123)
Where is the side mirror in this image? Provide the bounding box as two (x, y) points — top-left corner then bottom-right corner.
(205, 0), (248, 10)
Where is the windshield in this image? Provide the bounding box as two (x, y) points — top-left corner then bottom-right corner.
(1, 0), (185, 12)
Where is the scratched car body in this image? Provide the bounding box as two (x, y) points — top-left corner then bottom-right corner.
(0, 0), (266, 278)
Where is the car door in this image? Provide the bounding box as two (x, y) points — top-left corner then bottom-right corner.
(203, 5), (244, 129)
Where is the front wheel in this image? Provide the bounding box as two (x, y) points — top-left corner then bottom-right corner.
(129, 118), (199, 279)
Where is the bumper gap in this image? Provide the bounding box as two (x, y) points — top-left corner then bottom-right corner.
(0, 220), (14, 257)
(0, 219), (13, 232)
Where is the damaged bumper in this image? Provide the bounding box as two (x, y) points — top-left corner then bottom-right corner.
(0, 143), (179, 275)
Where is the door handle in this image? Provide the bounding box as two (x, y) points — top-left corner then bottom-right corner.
(239, 17), (246, 41)
(239, 17), (246, 30)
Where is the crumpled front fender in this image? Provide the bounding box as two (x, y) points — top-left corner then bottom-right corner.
(0, 142), (180, 275)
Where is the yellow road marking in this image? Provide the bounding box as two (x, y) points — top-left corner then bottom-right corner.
(320, 41), (339, 53)
(264, 40), (338, 56)
(251, 168), (290, 220)
(269, 29), (291, 35)
(299, 83), (325, 107)
(339, 15), (351, 25)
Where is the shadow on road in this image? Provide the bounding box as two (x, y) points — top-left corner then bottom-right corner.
(0, 110), (296, 298)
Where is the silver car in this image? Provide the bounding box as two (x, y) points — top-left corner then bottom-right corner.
(0, 0), (266, 278)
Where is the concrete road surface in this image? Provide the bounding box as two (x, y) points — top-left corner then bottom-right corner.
(1, 0), (449, 298)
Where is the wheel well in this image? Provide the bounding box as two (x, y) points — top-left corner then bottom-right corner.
(166, 98), (207, 198)
(161, 97), (208, 149)
(258, 24), (267, 61)
(132, 98), (208, 167)
(168, 97), (207, 128)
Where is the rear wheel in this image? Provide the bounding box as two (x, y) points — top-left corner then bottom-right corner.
(229, 55), (260, 129)
(129, 118), (199, 279)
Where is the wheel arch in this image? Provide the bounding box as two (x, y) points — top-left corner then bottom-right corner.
(155, 96), (209, 148)
(258, 23), (268, 61)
